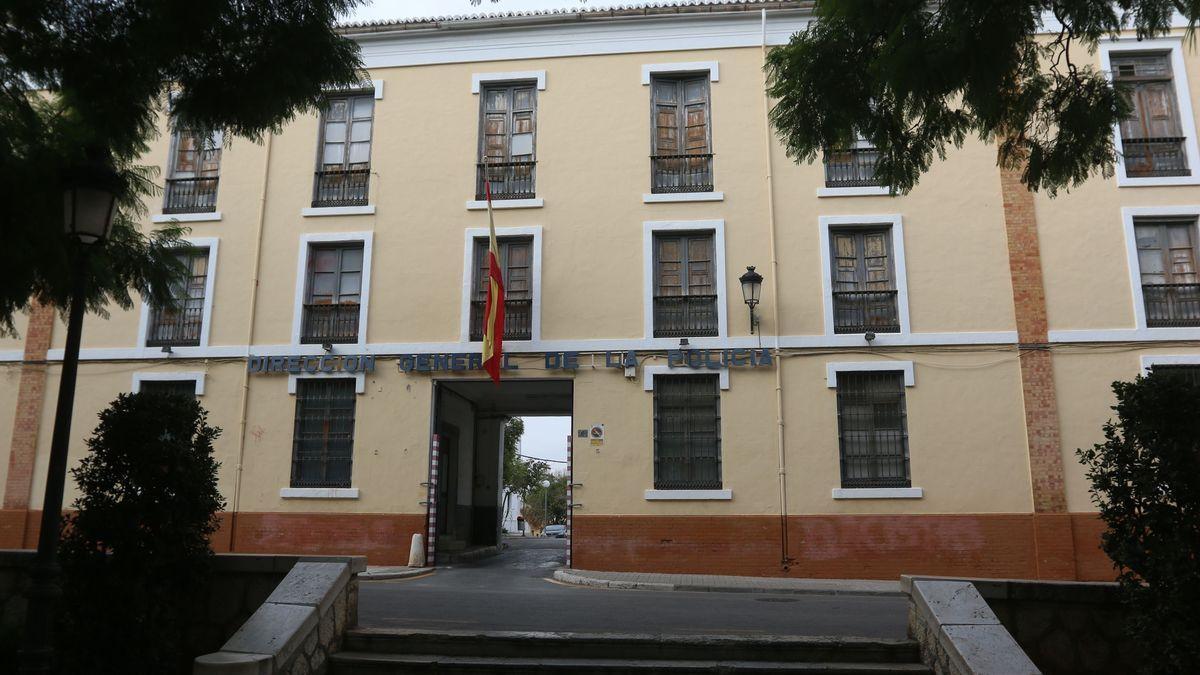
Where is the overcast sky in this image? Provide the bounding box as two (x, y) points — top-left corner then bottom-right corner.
(346, 0), (691, 23)
(518, 416), (572, 470)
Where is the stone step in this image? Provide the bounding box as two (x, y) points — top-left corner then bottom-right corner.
(331, 652), (933, 674)
(342, 629), (923, 664)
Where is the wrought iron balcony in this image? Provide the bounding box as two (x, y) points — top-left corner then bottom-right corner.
(476, 160), (536, 200)
(653, 295), (718, 338)
(145, 306), (203, 347)
(650, 153), (713, 194)
(163, 177), (219, 214)
(1143, 283), (1200, 327)
(312, 168), (370, 208)
(832, 290), (901, 334)
(1122, 137), (1190, 177)
(301, 303), (360, 344)
(469, 298), (533, 341)
(824, 147), (883, 188)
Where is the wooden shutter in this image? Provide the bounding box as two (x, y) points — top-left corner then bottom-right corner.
(480, 84), (536, 162)
(831, 229), (893, 292)
(320, 95), (373, 171)
(1136, 221), (1198, 286)
(655, 233), (714, 297)
(307, 245), (363, 305)
(1114, 54), (1182, 140)
(474, 237), (532, 300)
(651, 76), (710, 156)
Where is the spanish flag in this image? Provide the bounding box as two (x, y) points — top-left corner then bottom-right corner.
(481, 180), (505, 383)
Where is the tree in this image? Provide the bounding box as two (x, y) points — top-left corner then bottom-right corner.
(0, 0), (365, 335)
(57, 392), (225, 674)
(520, 473), (568, 534)
(501, 417), (553, 516)
(766, 1), (1200, 195)
(1077, 371), (1200, 674)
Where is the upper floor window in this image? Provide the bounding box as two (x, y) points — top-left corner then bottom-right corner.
(650, 75), (712, 194)
(653, 232), (717, 338)
(835, 371), (910, 489)
(653, 374), (722, 490)
(830, 228), (900, 334)
(146, 248), (209, 348)
(470, 236), (533, 341)
(164, 129), (221, 214)
(291, 378), (356, 488)
(138, 379), (197, 399)
(1113, 53), (1190, 178)
(1151, 364), (1200, 386)
(313, 94), (373, 208)
(824, 140), (882, 189)
(1135, 219), (1200, 327)
(477, 83), (537, 201)
(302, 244), (363, 344)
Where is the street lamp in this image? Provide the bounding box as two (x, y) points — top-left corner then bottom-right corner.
(20, 164), (118, 674)
(739, 266), (763, 334)
(541, 479), (551, 536)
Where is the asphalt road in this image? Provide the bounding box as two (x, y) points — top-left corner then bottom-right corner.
(358, 537), (909, 639)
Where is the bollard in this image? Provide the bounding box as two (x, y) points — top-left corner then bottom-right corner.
(409, 532), (426, 567)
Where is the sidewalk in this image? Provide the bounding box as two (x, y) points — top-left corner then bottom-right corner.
(553, 569), (901, 596)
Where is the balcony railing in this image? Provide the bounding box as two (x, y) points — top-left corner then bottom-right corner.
(653, 295), (718, 338)
(650, 153), (713, 194)
(312, 169), (370, 208)
(469, 298), (533, 341)
(832, 290), (901, 334)
(476, 160), (536, 200)
(824, 147), (883, 188)
(145, 306), (203, 347)
(301, 303), (360, 344)
(1122, 137), (1190, 177)
(163, 177), (219, 214)
(1143, 283), (1200, 327)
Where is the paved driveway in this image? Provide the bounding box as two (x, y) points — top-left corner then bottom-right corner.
(358, 537), (909, 639)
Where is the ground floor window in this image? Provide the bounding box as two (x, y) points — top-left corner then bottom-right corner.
(653, 374), (721, 489)
(291, 378), (357, 488)
(137, 379), (197, 399)
(1151, 363), (1200, 386)
(835, 370), (911, 488)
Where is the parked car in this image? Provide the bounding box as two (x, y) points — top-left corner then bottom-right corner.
(543, 524), (567, 538)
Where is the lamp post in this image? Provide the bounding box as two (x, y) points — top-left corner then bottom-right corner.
(541, 479), (550, 536)
(20, 165), (118, 674)
(739, 266), (763, 334)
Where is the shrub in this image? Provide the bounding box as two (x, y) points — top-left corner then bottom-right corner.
(1077, 372), (1200, 674)
(57, 392), (225, 674)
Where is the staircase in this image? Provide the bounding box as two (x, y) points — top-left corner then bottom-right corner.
(331, 628), (931, 673)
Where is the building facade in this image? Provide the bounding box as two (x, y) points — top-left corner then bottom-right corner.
(3, 1), (1199, 580)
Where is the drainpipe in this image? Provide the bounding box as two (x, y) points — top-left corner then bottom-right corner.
(761, 8), (792, 570)
(229, 131), (274, 548)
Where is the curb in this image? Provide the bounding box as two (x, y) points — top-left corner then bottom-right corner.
(552, 570), (902, 597)
(359, 567), (435, 581)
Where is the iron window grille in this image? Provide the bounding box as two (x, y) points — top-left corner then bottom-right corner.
(470, 237), (534, 341)
(830, 228), (900, 334)
(653, 375), (722, 490)
(301, 244), (364, 344)
(1151, 364), (1200, 387)
(477, 82), (537, 199)
(163, 129), (221, 213)
(835, 371), (911, 489)
(650, 74), (713, 193)
(137, 380), (196, 399)
(653, 232), (718, 337)
(1113, 53), (1190, 177)
(313, 93), (373, 207)
(1135, 219), (1200, 327)
(823, 146), (883, 188)
(146, 248), (208, 347)
(291, 379), (356, 488)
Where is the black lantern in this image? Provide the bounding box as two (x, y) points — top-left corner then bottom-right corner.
(739, 265), (763, 333)
(62, 163), (119, 245)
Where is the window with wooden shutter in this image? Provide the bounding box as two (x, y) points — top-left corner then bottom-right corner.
(146, 248), (208, 347)
(653, 232), (717, 337)
(654, 375), (721, 490)
(470, 237), (533, 341)
(835, 371), (911, 489)
(313, 93), (373, 206)
(291, 379), (356, 488)
(477, 83), (537, 200)
(302, 244), (364, 344)
(1135, 219), (1200, 326)
(164, 129), (221, 214)
(1113, 53), (1190, 177)
(830, 228), (900, 334)
(650, 75), (713, 193)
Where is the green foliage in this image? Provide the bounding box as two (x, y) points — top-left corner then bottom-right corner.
(766, 1), (1197, 195)
(0, 0), (365, 336)
(501, 417), (552, 501)
(57, 392), (226, 675)
(1077, 372), (1200, 674)
(521, 473), (569, 533)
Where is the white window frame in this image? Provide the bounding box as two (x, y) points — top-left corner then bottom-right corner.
(1141, 354), (1200, 375)
(459, 225), (543, 344)
(641, 61), (719, 85)
(287, 370), (366, 395)
(1121, 205), (1200, 332)
(131, 371), (206, 396)
(471, 70), (546, 93)
(1100, 37), (1200, 188)
(818, 214), (911, 340)
(281, 371), (362, 500)
(291, 232), (374, 348)
(643, 219), (729, 342)
(137, 236), (219, 350)
(642, 363), (731, 501)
